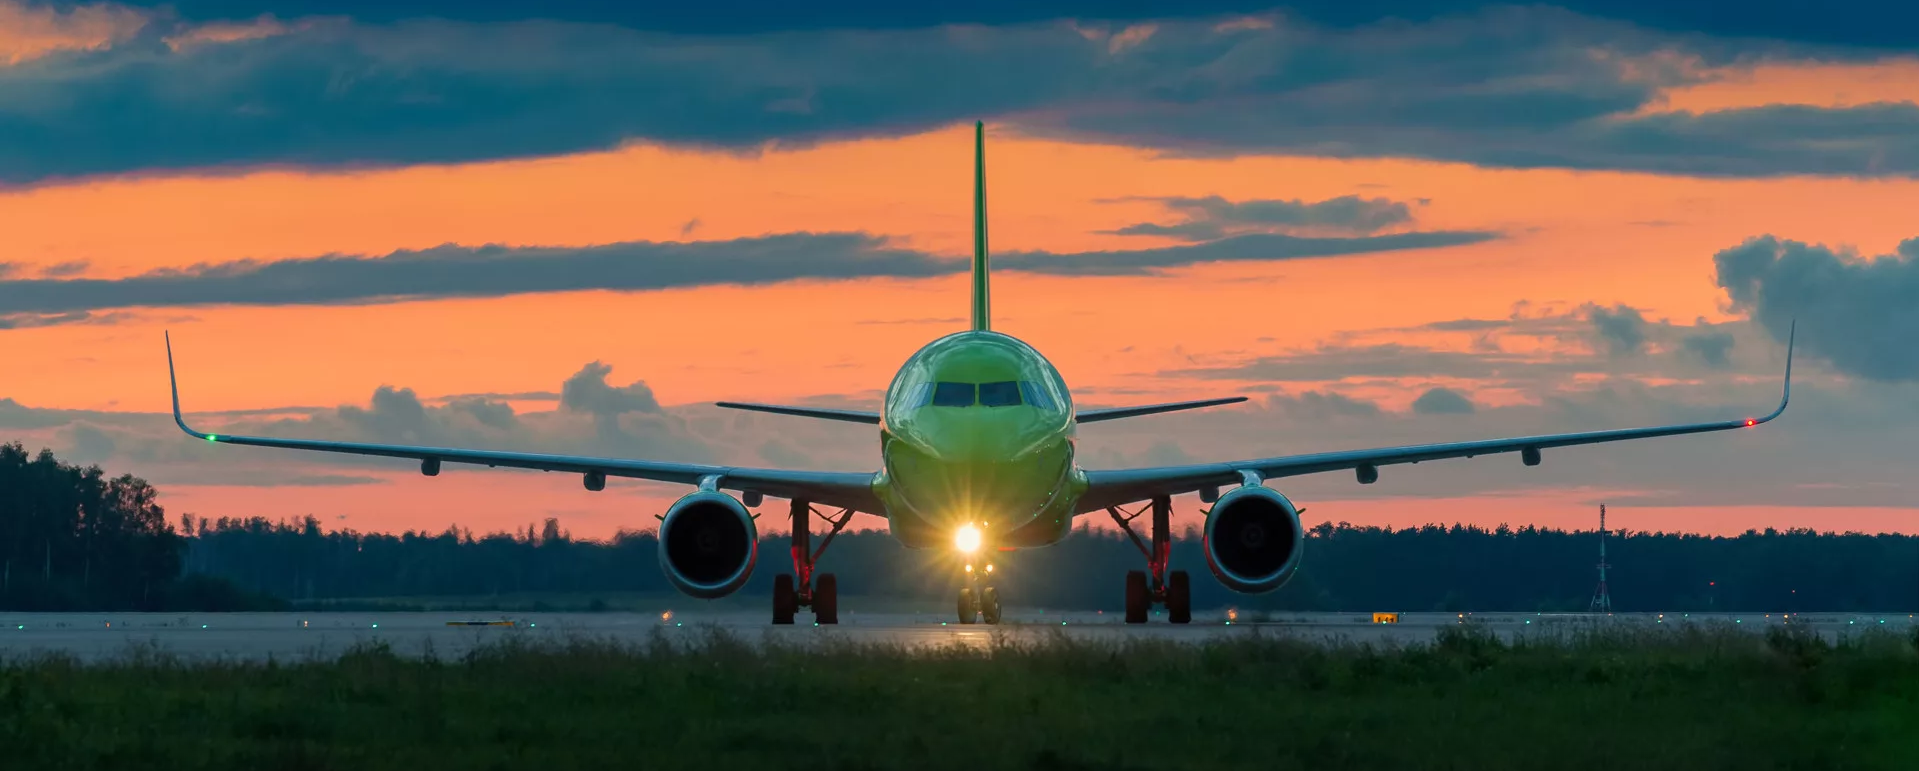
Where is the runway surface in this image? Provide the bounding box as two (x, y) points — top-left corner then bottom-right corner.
(2, 609), (1913, 663)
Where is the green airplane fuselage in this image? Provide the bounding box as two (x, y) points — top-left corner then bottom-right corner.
(874, 330), (1087, 550)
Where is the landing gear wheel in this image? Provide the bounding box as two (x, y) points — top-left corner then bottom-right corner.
(958, 587), (979, 624)
(1167, 571), (1192, 624)
(814, 573), (839, 624)
(981, 587), (1002, 625)
(1124, 570), (1149, 624)
(772, 574), (797, 625)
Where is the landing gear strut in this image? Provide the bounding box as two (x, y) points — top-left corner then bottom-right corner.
(957, 562), (1002, 625)
(772, 499), (854, 625)
(1107, 496), (1191, 624)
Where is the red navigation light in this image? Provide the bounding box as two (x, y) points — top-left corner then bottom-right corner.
(1745, 419), (1755, 426)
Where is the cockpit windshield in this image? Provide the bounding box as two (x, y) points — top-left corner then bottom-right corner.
(930, 382), (976, 407)
(917, 380), (1058, 409)
(978, 381), (1020, 407)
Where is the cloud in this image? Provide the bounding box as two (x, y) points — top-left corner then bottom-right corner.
(1713, 234), (1919, 382)
(1103, 194), (1417, 240)
(1180, 343), (1552, 383)
(1171, 304), (1774, 393)
(998, 231), (1498, 276)
(1681, 329), (1735, 369)
(0, 310), (143, 329)
(1411, 386), (1476, 414)
(38, 260), (89, 277)
(6, 360), (731, 476)
(61, 421), (117, 462)
(0, 1), (148, 65)
(1271, 390), (1384, 421)
(1585, 303), (1648, 357)
(111, 1), (1919, 48)
(0, 228), (1496, 319)
(3, 7), (1917, 184)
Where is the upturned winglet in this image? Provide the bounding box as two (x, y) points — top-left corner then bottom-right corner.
(1758, 319), (1795, 423)
(165, 332), (213, 440)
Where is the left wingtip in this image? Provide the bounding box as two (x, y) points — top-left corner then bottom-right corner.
(164, 331), (207, 439)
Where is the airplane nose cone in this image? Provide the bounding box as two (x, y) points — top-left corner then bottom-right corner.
(888, 420), (1067, 532)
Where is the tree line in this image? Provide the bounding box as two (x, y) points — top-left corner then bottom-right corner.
(187, 514), (1919, 613)
(0, 443), (278, 611)
(3, 442), (1914, 612)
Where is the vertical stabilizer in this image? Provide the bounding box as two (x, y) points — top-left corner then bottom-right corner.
(971, 121), (990, 332)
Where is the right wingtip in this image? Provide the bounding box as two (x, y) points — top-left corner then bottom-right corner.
(1780, 318), (1794, 406)
(1763, 319), (1794, 422)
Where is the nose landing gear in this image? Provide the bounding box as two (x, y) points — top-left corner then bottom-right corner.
(772, 499), (855, 625)
(1107, 496), (1191, 624)
(957, 563), (1002, 624)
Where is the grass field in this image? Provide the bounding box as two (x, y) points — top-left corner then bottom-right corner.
(3, 623), (1916, 770)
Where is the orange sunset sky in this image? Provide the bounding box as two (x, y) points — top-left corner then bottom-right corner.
(3, 0), (1918, 539)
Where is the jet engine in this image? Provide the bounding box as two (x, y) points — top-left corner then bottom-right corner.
(657, 491), (758, 599)
(1202, 484), (1305, 594)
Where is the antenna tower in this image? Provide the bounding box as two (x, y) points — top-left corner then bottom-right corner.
(1588, 504), (1612, 613)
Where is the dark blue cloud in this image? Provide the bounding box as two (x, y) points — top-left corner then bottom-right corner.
(4, 6), (1914, 185)
(1714, 235), (1919, 383)
(1681, 330), (1736, 369)
(1586, 303), (1648, 357)
(97, 1), (1919, 47)
(1411, 386), (1476, 414)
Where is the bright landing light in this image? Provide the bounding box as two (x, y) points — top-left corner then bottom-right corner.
(955, 524), (983, 554)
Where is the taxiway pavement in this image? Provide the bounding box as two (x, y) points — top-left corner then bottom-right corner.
(1, 609), (1911, 663)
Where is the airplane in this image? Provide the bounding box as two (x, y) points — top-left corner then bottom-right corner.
(165, 121), (1794, 626)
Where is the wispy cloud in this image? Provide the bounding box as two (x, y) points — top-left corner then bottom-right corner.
(1102, 194), (1418, 240)
(0, 228), (1497, 320)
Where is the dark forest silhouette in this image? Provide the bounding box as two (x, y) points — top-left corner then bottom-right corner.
(185, 513), (1919, 614)
(4, 443), (1914, 612)
(0, 443), (279, 611)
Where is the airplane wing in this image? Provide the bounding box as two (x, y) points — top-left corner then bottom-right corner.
(1078, 324), (1794, 513)
(714, 402), (880, 424)
(166, 334), (882, 514)
(1076, 397), (1247, 423)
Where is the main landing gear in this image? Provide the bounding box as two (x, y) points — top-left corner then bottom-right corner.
(957, 561), (1003, 625)
(1107, 496), (1191, 624)
(772, 499), (854, 625)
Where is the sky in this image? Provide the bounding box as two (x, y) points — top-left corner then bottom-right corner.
(3, 0), (1918, 540)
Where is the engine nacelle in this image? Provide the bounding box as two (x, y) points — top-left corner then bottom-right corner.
(1202, 484), (1305, 594)
(657, 491), (758, 599)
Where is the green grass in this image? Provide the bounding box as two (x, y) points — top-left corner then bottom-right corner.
(3, 623), (1917, 770)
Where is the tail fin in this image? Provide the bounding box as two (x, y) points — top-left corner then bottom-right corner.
(971, 121), (990, 332)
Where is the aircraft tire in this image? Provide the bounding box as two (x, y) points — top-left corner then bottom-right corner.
(815, 573), (840, 624)
(1168, 571), (1192, 624)
(1124, 571), (1149, 623)
(981, 587), (1002, 625)
(958, 587), (979, 624)
(772, 574), (797, 625)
